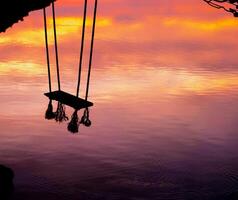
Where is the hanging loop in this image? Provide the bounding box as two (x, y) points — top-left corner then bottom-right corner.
(76, 0), (88, 97)
(43, 7), (52, 92)
(85, 0), (98, 101)
(52, 2), (61, 91)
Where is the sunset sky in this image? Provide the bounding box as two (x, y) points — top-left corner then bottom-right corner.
(0, 0), (238, 99)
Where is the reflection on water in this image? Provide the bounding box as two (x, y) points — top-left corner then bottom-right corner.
(1, 0), (238, 200)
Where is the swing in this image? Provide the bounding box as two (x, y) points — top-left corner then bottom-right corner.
(43, 0), (98, 110)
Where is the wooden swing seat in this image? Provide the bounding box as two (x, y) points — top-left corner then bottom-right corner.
(45, 90), (93, 110)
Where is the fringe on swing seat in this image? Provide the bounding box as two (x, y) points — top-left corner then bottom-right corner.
(45, 90), (93, 110)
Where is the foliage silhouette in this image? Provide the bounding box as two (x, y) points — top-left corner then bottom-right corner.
(0, 0), (55, 32)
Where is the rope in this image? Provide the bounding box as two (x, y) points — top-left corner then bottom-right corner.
(85, 0), (98, 101)
(43, 8), (52, 92)
(52, 2), (61, 91)
(76, 0), (88, 97)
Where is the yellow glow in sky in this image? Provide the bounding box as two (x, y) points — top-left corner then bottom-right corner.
(163, 18), (238, 31)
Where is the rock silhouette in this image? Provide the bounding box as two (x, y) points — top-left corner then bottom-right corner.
(0, 165), (14, 200)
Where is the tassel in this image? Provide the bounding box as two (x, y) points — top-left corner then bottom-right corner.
(68, 110), (79, 133)
(55, 102), (68, 122)
(80, 108), (92, 127)
(45, 100), (56, 120)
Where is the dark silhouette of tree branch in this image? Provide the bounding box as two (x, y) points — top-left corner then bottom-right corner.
(203, 0), (238, 17)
